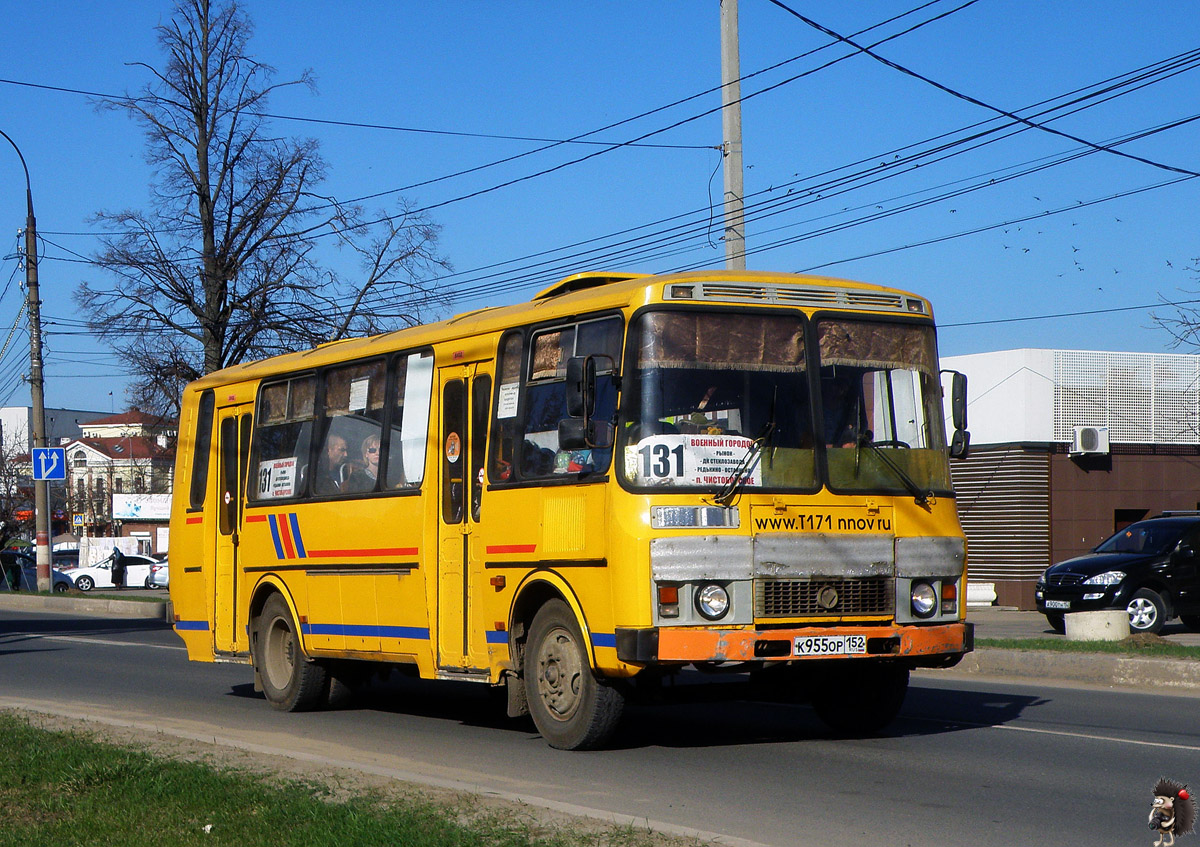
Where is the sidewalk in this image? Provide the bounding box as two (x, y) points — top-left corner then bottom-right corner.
(940, 605), (1200, 693)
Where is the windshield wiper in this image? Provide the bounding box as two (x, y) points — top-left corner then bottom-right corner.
(856, 432), (932, 507)
(713, 389), (778, 508)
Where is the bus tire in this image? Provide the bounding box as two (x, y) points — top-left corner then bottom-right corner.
(811, 662), (908, 736)
(255, 593), (328, 712)
(525, 599), (624, 750)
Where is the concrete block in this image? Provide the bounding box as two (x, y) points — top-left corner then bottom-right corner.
(1065, 609), (1129, 641)
(967, 581), (997, 607)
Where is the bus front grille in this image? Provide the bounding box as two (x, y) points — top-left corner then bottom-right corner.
(755, 578), (894, 618)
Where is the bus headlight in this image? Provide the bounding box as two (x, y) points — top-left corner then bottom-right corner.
(695, 583), (730, 620)
(910, 582), (938, 618)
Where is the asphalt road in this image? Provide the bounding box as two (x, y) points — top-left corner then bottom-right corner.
(2, 607), (1198, 847)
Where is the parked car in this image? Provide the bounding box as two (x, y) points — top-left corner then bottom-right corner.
(69, 552), (161, 591)
(53, 549), (80, 569)
(1036, 514), (1200, 634)
(147, 560), (169, 588)
(0, 550), (73, 593)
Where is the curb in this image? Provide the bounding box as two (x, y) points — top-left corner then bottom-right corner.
(939, 647), (1200, 692)
(0, 593), (171, 621)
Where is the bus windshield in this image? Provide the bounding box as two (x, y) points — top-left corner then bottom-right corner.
(817, 318), (951, 496)
(619, 311), (952, 497)
(620, 310), (816, 491)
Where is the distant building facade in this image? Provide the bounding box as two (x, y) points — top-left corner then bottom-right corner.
(62, 410), (177, 554)
(942, 349), (1200, 609)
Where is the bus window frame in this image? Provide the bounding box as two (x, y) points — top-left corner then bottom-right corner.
(489, 312), (623, 489)
(187, 389), (216, 511)
(616, 302), (821, 497)
(246, 346), (436, 506)
(810, 310), (953, 499)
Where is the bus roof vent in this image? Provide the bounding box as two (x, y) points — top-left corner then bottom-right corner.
(690, 281), (916, 313)
(533, 272), (648, 301)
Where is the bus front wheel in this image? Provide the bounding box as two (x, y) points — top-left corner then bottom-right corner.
(525, 600), (624, 750)
(254, 593), (328, 712)
(811, 663), (909, 736)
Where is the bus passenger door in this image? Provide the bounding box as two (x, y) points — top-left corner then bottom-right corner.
(436, 362), (493, 672)
(215, 406), (252, 654)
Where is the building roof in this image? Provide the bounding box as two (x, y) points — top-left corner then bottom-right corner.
(82, 410), (175, 428)
(65, 436), (175, 462)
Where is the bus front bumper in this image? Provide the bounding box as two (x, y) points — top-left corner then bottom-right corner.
(615, 621), (973, 667)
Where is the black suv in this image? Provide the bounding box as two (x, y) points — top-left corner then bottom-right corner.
(1035, 514), (1200, 634)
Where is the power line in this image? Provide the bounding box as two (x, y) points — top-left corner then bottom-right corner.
(765, 0), (1200, 178)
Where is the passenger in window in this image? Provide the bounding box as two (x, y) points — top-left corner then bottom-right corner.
(315, 433), (349, 493)
(344, 433), (381, 492)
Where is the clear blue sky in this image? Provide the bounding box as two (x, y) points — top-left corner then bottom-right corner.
(1, 1), (1197, 413)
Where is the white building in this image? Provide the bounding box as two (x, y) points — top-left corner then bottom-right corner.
(942, 348), (1200, 609)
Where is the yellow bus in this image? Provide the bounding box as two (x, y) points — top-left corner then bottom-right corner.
(169, 269), (972, 749)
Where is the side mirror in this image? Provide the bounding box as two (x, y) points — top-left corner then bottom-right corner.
(942, 369), (970, 459)
(950, 371), (967, 432)
(1179, 545), (1195, 559)
(565, 356), (596, 418)
(949, 428), (970, 460)
(559, 418), (614, 450)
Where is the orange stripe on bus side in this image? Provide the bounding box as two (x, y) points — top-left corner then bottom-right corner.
(306, 547), (419, 558)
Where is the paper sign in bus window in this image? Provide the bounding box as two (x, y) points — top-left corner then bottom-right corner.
(257, 457), (298, 499)
(626, 434), (761, 487)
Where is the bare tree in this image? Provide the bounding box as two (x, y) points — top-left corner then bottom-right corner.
(77, 0), (450, 415)
(1155, 257), (1200, 351)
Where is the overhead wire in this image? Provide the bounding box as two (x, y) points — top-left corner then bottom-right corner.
(765, 0), (1200, 178)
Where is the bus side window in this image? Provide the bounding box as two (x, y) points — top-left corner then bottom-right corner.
(490, 317), (622, 482)
(386, 350), (433, 490)
(188, 389), (216, 509)
(316, 359), (386, 496)
(250, 375), (315, 501)
(490, 331), (524, 484)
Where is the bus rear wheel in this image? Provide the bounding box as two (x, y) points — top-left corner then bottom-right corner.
(255, 593), (328, 712)
(525, 600), (624, 750)
(811, 662), (909, 736)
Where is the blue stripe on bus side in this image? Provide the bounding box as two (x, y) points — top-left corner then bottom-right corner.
(591, 632), (617, 649)
(175, 620), (210, 631)
(288, 512), (306, 558)
(485, 630), (508, 644)
(267, 514), (286, 559)
(301, 623), (430, 640)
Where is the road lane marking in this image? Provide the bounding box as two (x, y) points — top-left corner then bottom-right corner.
(16, 634), (186, 651)
(912, 715), (1200, 752)
(993, 721), (1200, 752)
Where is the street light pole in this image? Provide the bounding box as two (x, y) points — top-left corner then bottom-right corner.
(0, 129), (52, 591)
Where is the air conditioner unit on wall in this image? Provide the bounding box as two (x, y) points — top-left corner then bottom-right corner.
(1070, 425), (1110, 456)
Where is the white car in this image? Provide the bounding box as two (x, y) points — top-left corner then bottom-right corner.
(147, 560), (169, 588)
(68, 553), (161, 592)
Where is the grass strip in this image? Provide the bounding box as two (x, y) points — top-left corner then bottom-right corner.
(976, 637), (1200, 659)
(0, 712), (663, 847)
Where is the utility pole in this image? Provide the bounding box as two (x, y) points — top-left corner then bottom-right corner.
(720, 0), (747, 270)
(0, 129), (51, 591)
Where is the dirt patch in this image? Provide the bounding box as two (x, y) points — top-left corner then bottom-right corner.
(1125, 632), (1173, 648)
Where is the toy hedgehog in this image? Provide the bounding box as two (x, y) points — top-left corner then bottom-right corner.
(1150, 778), (1196, 847)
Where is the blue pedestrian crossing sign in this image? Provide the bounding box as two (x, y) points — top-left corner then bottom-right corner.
(33, 447), (67, 481)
